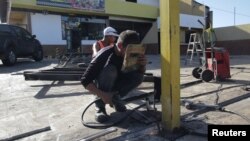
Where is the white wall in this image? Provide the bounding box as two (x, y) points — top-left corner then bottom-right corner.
(180, 14), (204, 29)
(31, 13), (65, 45)
(137, 0), (159, 7)
(157, 14), (205, 29)
(31, 13), (96, 45)
(142, 21), (158, 43)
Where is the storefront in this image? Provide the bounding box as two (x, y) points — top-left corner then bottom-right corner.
(8, 0), (158, 56)
(8, 0), (209, 56)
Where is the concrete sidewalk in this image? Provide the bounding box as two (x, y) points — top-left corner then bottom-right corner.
(0, 55), (250, 141)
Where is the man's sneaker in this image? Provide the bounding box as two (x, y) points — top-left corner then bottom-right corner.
(95, 109), (109, 123)
(112, 95), (127, 112)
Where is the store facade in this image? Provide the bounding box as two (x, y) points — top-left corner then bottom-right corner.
(6, 0), (209, 56)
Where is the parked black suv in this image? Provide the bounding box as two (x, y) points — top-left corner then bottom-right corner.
(0, 24), (43, 66)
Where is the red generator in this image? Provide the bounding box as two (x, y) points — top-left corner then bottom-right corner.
(206, 47), (231, 81)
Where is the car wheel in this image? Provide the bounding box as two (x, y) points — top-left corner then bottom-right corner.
(33, 48), (43, 62)
(2, 48), (17, 66)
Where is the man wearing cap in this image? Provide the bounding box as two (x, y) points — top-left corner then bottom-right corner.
(92, 26), (119, 56)
(81, 30), (147, 123)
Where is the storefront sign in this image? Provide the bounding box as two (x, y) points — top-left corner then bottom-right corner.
(37, 0), (104, 11)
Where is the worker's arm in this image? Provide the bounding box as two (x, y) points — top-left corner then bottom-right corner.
(92, 42), (101, 57)
(81, 48), (115, 105)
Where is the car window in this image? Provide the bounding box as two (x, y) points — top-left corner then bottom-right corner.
(0, 25), (12, 35)
(21, 28), (32, 39)
(12, 26), (23, 38)
(12, 26), (32, 39)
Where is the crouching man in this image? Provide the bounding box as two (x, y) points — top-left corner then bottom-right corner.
(81, 30), (147, 123)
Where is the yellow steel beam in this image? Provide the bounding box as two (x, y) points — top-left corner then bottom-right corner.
(11, 0), (158, 20)
(160, 0), (180, 131)
(105, 0), (158, 19)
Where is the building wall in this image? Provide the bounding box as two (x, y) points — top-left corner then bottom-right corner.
(105, 0), (158, 19)
(31, 14), (65, 45)
(137, 0), (159, 7)
(180, 29), (186, 43)
(120, 0), (159, 7)
(214, 24), (250, 55)
(215, 24), (250, 41)
(9, 11), (28, 29)
(142, 21), (158, 44)
(11, 0), (159, 19)
(180, 0), (205, 16)
(30, 13), (97, 45)
(180, 14), (204, 29)
(9, 0), (209, 56)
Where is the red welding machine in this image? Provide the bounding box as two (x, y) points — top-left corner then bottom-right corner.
(192, 47), (231, 82)
(206, 47), (231, 80)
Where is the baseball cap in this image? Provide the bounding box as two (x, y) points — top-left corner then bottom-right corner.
(103, 26), (119, 37)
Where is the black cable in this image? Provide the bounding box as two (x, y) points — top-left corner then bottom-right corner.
(188, 131), (207, 137)
(214, 84), (223, 105)
(81, 92), (155, 129)
(81, 99), (146, 129)
(231, 69), (244, 77)
(218, 107), (250, 123)
(181, 84), (246, 99)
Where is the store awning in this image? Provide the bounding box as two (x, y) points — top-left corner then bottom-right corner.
(0, 0), (11, 23)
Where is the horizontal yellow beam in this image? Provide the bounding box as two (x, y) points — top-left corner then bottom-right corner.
(11, 0), (102, 16)
(105, 0), (159, 19)
(11, 0), (158, 20)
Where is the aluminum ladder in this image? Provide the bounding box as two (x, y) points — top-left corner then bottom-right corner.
(185, 33), (203, 65)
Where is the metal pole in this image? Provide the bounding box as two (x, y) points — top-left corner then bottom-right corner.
(203, 2), (206, 29)
(234, 7), (236, 26)
(160, 0), (180, 131)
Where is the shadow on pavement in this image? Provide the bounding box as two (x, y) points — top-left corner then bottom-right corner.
(0, 59), (57, 74)
(33, 81), (90, 99)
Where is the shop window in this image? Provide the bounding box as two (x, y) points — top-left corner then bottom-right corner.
(79, 22), (105, 40)
(61, 16), (106, 40)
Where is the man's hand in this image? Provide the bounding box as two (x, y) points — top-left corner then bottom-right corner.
(137, 54), (147, 66)
(137, 54), (147, 73)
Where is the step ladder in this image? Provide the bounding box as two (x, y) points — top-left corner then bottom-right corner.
(185, 33), (204, 65)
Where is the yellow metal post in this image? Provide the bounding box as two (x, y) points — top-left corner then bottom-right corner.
(160, 0), (180, 131)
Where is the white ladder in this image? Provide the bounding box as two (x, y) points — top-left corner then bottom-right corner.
(185, 33), (204, 65)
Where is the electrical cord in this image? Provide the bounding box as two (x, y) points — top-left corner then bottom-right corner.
(181, 84), (247, 99)
(213, 80), (250, 122)
(180, 78), (250, 137)
(182, 100), (250, 124)
(182, 80), (250, 124)
(81, 92), (154, 129)
(218, 107), (250, 123)
(241, 85), (250, 91)
(214, 84), (223, 105)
